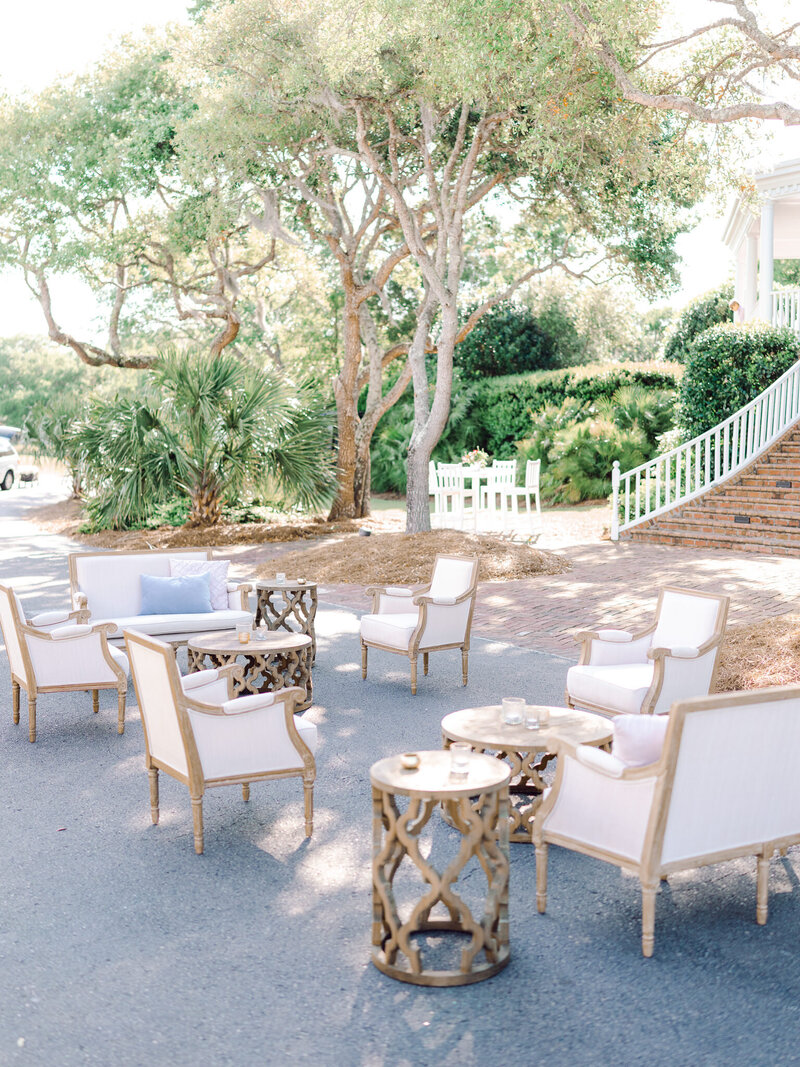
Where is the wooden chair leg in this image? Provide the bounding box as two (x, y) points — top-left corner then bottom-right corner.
(462, 648), (469, 686)
(148, 768), (160, 824)
(117, 690), (126, 735)
(304, 778), (314, 837)
(12, 680), (19, 725)
(28, 696), (37, 743)
(536, 843), (548, 913)
(191, 796), (204, 854)
(641, 882), (658, 957)
(423, 652), (429, 676)
(757, 853), (770, 925)
(361, 642), (368, 680)
(242, 783), (250, 802)
(92, 689), (99, 714)
(410, 655), (418, 695)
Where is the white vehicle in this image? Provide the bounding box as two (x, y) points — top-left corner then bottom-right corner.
(0, 436), (19, 490)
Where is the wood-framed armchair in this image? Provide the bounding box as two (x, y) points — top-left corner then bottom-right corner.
(534, 686), (800, 957)
(360, 554), (479, 694)
(565, 586), (729, 717)
(125, 630), (317, 854)
(0, 583), (128, 742)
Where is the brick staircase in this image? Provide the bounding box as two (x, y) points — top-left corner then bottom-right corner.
(624, 421), (800, 556)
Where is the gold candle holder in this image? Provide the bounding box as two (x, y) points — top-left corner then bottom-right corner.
(238, 630), (251, 645)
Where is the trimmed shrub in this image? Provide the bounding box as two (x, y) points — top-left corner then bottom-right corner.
(678, 323), (800, 439)
(453, 303), (571, 379)
(663, 285), (733, 364)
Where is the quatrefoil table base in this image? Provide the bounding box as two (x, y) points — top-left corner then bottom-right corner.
(255, 580), (318, 663)
(186, 630), (313, 711)
(370, 750), (510, 986)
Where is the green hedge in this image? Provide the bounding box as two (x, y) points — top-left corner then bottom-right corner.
(370, 362), (682, 493)
(464, 363), (681, 457)
(663, 285), (733, 364)
(678, 324), (800, 438)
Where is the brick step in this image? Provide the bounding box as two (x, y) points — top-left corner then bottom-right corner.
(649, 517), (800, 542)
(675, 508), (800, 529)
(751, 460), (800, 474)
(626, 528), (800, 556)
(680, 499), (800, 519)
(735, 475), (799, 489)
(715, 490), (799, 506)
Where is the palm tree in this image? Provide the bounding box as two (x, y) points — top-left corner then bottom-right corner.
(72, 349), (335, 529)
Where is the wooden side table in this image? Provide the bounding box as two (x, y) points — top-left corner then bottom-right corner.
(255, 580), (318, 662)
(186, 630), (313, 710)
(370, 749), (510, 986)
(441, 705), (612, 843)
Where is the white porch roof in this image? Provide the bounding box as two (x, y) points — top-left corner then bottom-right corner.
(723, 158), (800, 260)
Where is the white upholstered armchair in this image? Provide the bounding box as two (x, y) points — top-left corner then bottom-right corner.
(565, 587), (729, 717)
(534, 686), (800, 956)
(0, 583), (129, 742)
(125, 630), (317, 854)
(360, 554), (479, 694)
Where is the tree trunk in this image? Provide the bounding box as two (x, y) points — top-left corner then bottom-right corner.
(353, 441), (371, 518)
(327, 281), (363, 521)
(405, 299), (457, 534)
(187, 484), (222, 527)
(406, 445), (432, 532)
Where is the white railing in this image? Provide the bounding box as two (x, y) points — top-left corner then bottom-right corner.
(773, 288), (800, 335)
(611, 358), (800, 539)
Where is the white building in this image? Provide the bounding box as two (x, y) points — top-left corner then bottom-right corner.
(723, 157), (800, 333)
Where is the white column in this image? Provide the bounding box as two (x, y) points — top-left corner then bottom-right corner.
(758, 199), (775, 322)
(744, 231), (758, 321)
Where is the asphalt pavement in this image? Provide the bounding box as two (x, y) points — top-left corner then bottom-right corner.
(1, 483), (799, 1066)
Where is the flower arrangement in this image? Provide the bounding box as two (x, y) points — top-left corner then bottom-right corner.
(461, 448), (490, 467)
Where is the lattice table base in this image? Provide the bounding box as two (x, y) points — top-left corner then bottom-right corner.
(371, 786), (510, 986)
(187, 645), (312, 711)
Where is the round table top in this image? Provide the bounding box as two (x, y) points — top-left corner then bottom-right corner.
(370, 749), (510, 799)
(255, 579), (317, 590)
(188, 630), (312, 654)
(441, 705), (612, 751)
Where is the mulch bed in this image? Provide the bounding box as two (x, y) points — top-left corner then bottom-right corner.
(255, 529), (571, 585)
(715, 615), (800, 692)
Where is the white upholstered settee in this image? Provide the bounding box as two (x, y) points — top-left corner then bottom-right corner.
(68, 549), (253, 642)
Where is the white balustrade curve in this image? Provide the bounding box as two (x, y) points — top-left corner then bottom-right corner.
(611, 357), (800, 539)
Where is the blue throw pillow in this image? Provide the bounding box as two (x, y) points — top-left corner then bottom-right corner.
(139, 573), (213, 615)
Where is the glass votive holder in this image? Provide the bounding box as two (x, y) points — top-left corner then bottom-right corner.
(502, 697), (525, 725)
(276, 572), (286, 582)
(524, 705), (541, 730)
(538, 705), (551, 728)
(450, 741), (472, 779)
(236, 621), (252, 644)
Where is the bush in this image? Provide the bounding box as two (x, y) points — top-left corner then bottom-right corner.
(678, 323), (800, 438)
(663, 285), (733, 364)
(369, 362), (682, 495)
(516, 386), (675, 503)
(545, 417), (651, 504)
(453, 303), (572, 380)
(470, 363), (680, 457)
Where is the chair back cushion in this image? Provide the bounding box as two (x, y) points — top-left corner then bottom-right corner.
(71, 550), (212, 619)
(652, 589), (724, 650)
(0, 585), (27, 683)
(140, 573), (213, 615)
(125, 631), (188, 775)
(429, 556), (477, 600)
(613, 714), (668, 766)
(659, 690), (800, 865)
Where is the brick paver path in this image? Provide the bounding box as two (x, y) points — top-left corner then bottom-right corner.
(308, 540), (800, 658)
